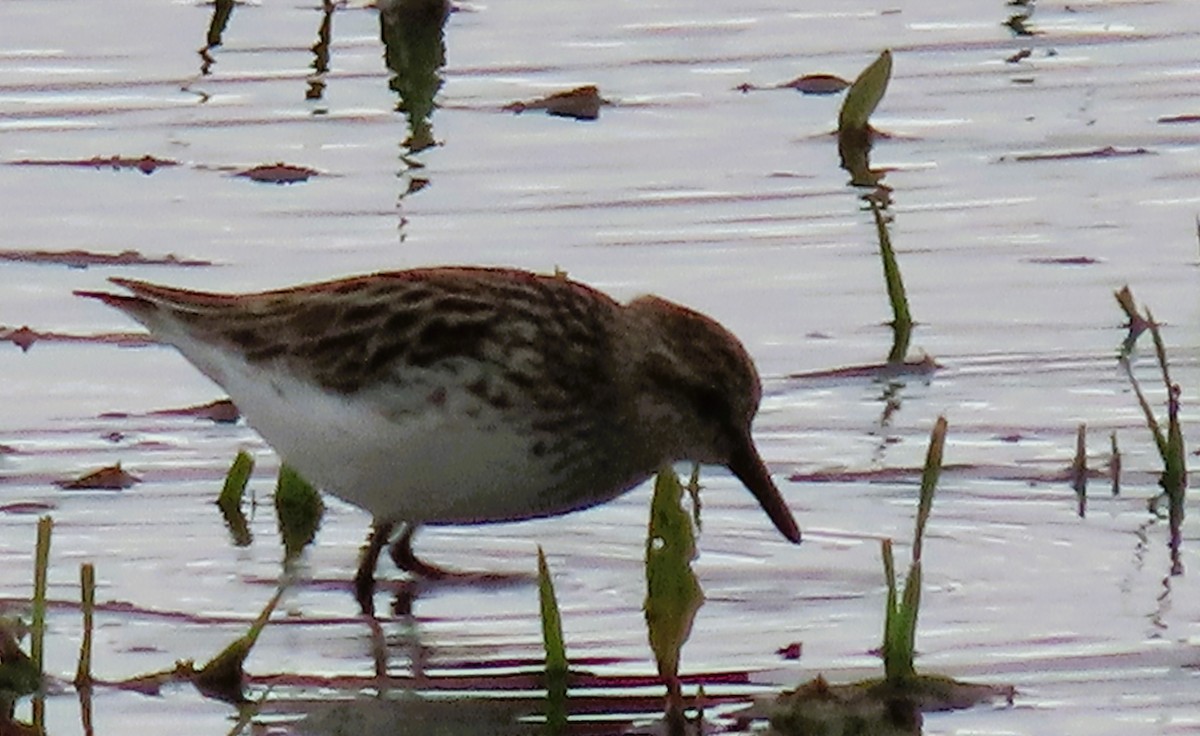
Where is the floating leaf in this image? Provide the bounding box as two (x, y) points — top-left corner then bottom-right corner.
(235, 163), (318, 184)
(8, 155), (179, 175)
(150, 398), (239, 423)
(780, 73), (851, 95)
(504, 85), (606, 121)
(56, 463), (139, 490)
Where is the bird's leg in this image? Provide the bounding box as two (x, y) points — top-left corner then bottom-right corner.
(355, 519), (395, 616)
(388, 522), (454, 580)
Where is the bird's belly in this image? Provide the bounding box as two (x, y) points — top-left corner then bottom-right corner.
(217, 363), (601, 524)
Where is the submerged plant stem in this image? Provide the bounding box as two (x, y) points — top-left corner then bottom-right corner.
(871, 200), (912, 364)
(537, 546), (568, 734)
(32, 516), (52, 675)
(75, 563), (95, 688)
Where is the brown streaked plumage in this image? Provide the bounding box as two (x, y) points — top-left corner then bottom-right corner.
(77, 267), (800, 613)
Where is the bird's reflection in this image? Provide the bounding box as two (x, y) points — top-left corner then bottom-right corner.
(380, 0), (450, 155)
(307, 0), (337, 102)
(199, 0), (235, 76)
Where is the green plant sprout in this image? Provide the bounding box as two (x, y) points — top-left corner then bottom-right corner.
(870, 200), (913, 366)
(217, 450), (255, 547)
(1115, 286), (1186, 575)
(274, 464), (324, 564)
(645, 465), (705, 735)
(838, 50), (892, 188)
(74, 563), (95, 689)
(1071, 423), (1087, 517)
(536, 546), (568, 734)
(769, 418), (1012, 735)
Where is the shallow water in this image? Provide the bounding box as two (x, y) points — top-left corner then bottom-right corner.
(3, 0), (1200, 733)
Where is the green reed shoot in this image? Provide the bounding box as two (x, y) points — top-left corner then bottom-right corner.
(645, 466), (704, 733)
(74, 563), (95, 688)
(218, 451), (254, 547)
(537, 546), (568, 733)
(837, 50), (893, 188)
(1110, 431), (1121, 496)
(1115, 287), (1186, 574)
(31, 516), (51, 676)
(838, 50), (892, 133)
(881, 416), (946, 684)
(274, 464), (324, 562)
(870, 199), (912, 364)
(218, 450), (254, 508)
(194, 584), (285, 700)
(1071, 424), (1087, 517)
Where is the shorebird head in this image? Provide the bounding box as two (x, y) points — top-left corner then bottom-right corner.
(627, 296), (801, 544)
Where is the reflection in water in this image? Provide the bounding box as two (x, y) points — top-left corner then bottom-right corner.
(380, 0), (450, 233)
(307, 0), (337, 102)
(1003, 0), (1039, 38)
(380, 0), (450, 155)
(838, 126), (892, 206)
(199, 0), (236, 76)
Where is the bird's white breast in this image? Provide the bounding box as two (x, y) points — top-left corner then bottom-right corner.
(167, 335), (562, 524)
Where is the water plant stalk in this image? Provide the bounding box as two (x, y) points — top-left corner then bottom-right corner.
(536, 546), (568, 734)
(194, 585), (285, 700)
(1110, 431), (1121, 496)
(31, 516), (52, 675)
(1115, 289), (1186, 574)
(74, 563), (95, 688)
(1072, 424), (1087, 517)
(274, 464), (324, 563)
(882, 416), (946, 684)
(645, 466), (704, 735)
(870, 200), (912, 364)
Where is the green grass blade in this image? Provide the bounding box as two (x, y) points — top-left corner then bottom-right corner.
(1110, 431), (1121, 496)
(74, 563), (95, 688)
(537, 547), (568, 733)
(1114, 286), (1148, 358)
(537, 546), (568, 675)
(880, 539), (896, 656)
(838, 49), (893, 132)
(31, 516), (52, 675)
(912, 417), (946, 563)
(644, 466), (705, 698)
(218, 452), (254, 547)
(1120, 355), (1167, 458)
(1145, 311), (1188, 573)
(274, 465), (324, 562)
(195, 585), (285, 700)
(871, 199), (912, 364)
(218, 450), (254, 508)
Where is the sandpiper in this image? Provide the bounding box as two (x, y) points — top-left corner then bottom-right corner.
(78, 267), (801, 613)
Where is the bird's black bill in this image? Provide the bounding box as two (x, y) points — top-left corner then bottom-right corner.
(728, 435), (802, 544)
